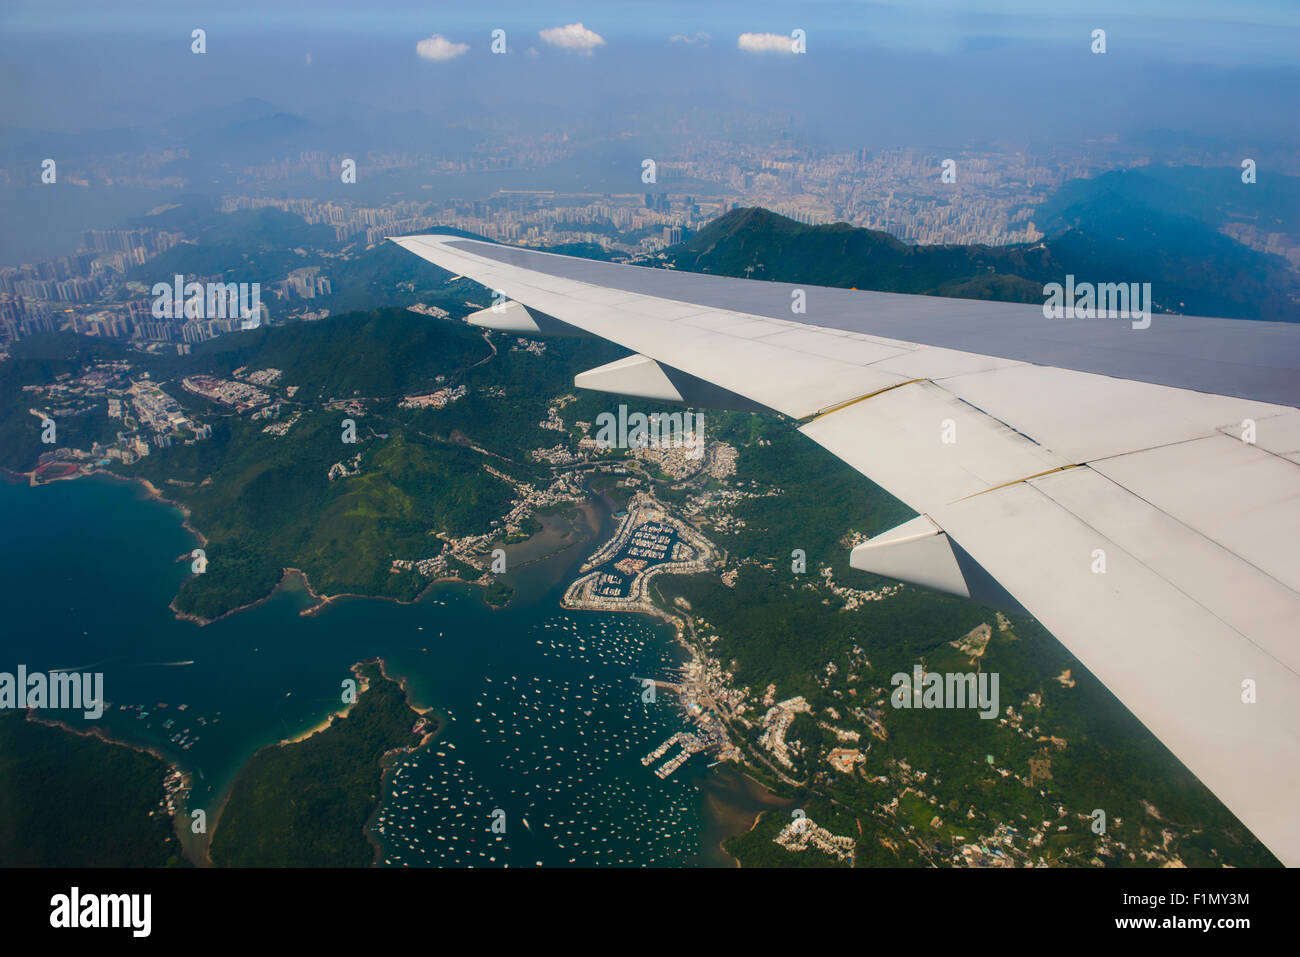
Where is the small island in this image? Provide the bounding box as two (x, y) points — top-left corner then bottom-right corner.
(208, 660), (438, 867)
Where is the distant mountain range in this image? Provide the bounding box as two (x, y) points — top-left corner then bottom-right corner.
(669, 168), (1300, 322)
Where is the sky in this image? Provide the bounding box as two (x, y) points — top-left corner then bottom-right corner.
(0, 1), (1295, 152)
(0, 1), (1296, 49)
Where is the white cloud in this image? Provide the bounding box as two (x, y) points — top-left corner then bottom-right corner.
(669, 32), (711, 46)
(738, 32), (795, 53)
(539, 22), (606, 53)
(416, 34), (469, 61)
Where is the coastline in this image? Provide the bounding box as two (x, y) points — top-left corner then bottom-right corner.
(169, 555), (500, 628)
(4, 464), (210, 547)
(25, 710), (189, 785)
(3, 464), (509, 627)
(696, 764), (798, 868)
(365, 661), (447, 866)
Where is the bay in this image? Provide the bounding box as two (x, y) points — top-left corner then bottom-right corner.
(0, 474), (746, 866)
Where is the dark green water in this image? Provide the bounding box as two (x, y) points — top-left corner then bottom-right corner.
(0, 475), (735, 866)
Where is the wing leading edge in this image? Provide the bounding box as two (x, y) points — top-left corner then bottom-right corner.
(394, 233), (1300, 866)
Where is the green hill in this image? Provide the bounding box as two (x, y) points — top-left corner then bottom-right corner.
(669, 207), (1057, 303)
(165, 306), (492, 400)
(0, 713), (183, 867)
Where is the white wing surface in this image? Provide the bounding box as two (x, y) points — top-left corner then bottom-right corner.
(394, 233), (1300, 866)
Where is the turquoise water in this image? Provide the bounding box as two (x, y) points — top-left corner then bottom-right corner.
(0, 475), (716, 866)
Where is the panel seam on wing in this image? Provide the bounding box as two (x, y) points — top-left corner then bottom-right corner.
(951, 464), (1084, 502)
(997, 474), (1300, 679)
(796, 379), (926, 424)
(1060, 461), (1300, 599)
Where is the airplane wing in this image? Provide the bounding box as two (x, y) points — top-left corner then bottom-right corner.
(393, 233), (1300, 867)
